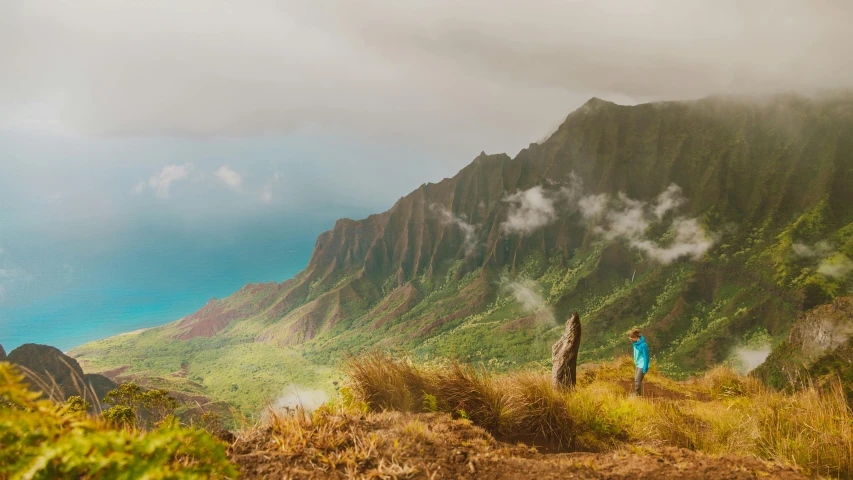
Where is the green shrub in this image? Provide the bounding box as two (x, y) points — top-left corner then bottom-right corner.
(0, 362), (236, 479)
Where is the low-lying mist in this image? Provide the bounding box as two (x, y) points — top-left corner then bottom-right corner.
(731, 346), (772, 374)
(273, 384), (329, 412)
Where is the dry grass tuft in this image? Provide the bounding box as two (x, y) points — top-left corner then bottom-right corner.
(230, 402), (506, 479)
(507, 372), (575, 448)
(344, 352), (430, 412)
(432, 362), (511, 431)
(699, 366), (764, 399)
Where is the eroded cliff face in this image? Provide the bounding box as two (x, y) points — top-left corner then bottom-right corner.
(103, 93), (853, 382)
(755, 297), (853, 393)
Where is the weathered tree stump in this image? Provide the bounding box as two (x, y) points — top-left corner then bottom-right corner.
(551, 312), (581, 390)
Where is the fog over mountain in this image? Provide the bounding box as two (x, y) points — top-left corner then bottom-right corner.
(2, 1), (852, 152)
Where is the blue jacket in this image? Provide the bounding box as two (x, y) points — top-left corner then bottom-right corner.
(633, 336), (649, 374)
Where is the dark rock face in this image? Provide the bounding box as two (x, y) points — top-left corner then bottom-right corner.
(0, 344), (6, 361)
(6, 343), (116, 403)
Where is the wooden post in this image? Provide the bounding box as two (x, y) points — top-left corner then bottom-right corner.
(552, 312), (581, 390)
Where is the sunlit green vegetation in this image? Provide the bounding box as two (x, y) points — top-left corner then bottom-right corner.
(0, 362), (236, 479)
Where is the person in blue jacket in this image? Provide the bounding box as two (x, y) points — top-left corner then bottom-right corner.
(628, 328), (649, 396)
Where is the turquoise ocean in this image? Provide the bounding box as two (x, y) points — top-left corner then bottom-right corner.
(0, 210), (367, 352)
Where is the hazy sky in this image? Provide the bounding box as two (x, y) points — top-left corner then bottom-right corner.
(3, 0), (852, 232)
(4, 1), (852, 146)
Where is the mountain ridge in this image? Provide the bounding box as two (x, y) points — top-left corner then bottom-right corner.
(71, 93), (853, 412)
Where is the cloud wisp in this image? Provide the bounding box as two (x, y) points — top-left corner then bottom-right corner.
(817, 254), (853, 279)
(431, 204), (479, 256)
(133, 163), (284, 204)
(590, 187), (715, 264)
(273, 384), (329, 412)
(500, 277), (555, 325)
(502, 180), (715, 264)
(214, 165), (243, 190)
(134, 163), (195, 198)
(792, 240), (853, 280)
(260, 171), (282, 204)
(732, 346), (771, 374)
(501, 186), (563, 236)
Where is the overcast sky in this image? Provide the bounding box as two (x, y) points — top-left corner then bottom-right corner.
(2, 0), (852, 220)
(4, 1), (852, 144)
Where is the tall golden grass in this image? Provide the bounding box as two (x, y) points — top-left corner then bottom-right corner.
(345, 351), (853, 478)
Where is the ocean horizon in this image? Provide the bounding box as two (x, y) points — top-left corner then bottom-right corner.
(0, 209), (370, 352)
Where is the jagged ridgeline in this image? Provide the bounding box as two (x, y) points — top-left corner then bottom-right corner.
(72, 94), (853, 409)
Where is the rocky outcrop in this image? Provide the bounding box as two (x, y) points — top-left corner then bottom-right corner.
(552, 313), (582, 389)
(6, 343), (116, 403)
(754, 297), (853, 391)
(0, 344), (6, 361)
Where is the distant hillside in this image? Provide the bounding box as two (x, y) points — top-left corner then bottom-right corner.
(72, 93), (853, 411)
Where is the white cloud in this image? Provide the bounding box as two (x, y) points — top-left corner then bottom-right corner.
(500, 277), (555, 324)
(431, 204), (479, 256)
(501, 186), (560, 236)
(578, 193), (608, 219)
(653, 184), (686, 220)
(214, 165), (243, 190)
(732, 346), (771, 374)
(594, 193), (650, 241)
(501, 179), (714, 264)
(817, 254), (853, 279)
(792, 241), (834, 259)
(791, 241), (853, 280)
(584, 186), (714, 264)
(134, 163), (194, 198)
(628, 218), (715, 264)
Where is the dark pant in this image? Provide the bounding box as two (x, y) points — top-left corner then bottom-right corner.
(634, 367), (645, 396)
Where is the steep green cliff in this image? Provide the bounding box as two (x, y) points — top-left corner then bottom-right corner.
(72, 93), (853, 411)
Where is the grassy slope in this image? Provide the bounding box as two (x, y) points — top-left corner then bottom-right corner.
(339, 353), (851, 478)
(74, 320), (338, 416)
(71, 93), (853, 413)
